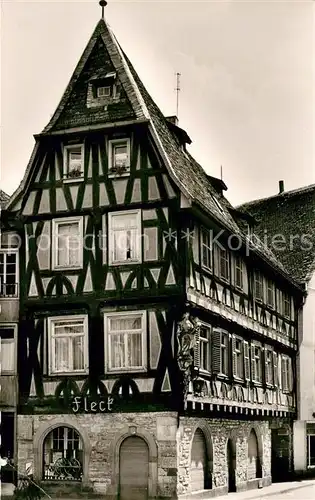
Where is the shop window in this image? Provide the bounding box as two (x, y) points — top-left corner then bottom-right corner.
(43, 427), (83, 481)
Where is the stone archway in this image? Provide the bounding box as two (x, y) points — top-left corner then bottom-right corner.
(33, 416), (91, 486)
(247, 428), (262, 480)
(226, 438), (236, 492)
(109, 425), (158, 499)
(189, 423), (213, 492)
(119, 436), (149, 500)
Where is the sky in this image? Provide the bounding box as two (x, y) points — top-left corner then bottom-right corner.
(1, 0), (314, 205)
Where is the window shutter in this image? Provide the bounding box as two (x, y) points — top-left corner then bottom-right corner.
(212, 328), (221, 374)
(244, 341), (250, 381)
(213, 244), (220, 277)
(251, 344), (256, 381)
(281, 357), (285, 391)
(193, 326), (201, 368)
(288, 357), (294, 392)
(273, 351), (278, 387)
(281, 356), (289, 392)
(263, 347), (267, 385)
(232, 335), (237, 377)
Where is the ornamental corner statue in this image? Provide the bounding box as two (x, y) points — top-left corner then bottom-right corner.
(176, 311), (201, 402)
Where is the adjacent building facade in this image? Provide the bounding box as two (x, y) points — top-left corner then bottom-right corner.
(0, 189), (19, 487)
(5, 16), (304, 499)
(241, 183), (315, 477)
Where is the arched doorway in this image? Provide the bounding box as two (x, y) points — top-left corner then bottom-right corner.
(190, 428), (211, 492)
(227, 439), (236, 492)
(248, 429), (262, 480)
(119, 436), (149, 500)
(42, 426), (83, 481)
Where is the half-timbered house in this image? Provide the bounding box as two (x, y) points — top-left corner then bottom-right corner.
(7, 13), (304, 499)
(240, 182), (315, 478)
(0, 189), (19, 491)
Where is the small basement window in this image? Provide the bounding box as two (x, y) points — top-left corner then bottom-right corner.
(97, 86), (111, 98)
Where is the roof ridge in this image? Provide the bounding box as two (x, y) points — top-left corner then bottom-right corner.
(42, 19), (147, 133)
(238, 182), (315, 208)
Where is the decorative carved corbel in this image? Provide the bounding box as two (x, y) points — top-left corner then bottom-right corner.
(176, 311), (201, 402)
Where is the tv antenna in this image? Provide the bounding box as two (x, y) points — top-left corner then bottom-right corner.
(175, 72), (181, 118)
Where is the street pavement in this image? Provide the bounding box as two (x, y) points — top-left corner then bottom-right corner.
(217, 480), (315, 500)
(2, 479), (315, 500)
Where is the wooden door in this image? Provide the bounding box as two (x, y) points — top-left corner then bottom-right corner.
(119, 436), (149, 500)
(190, 429), (207, 492)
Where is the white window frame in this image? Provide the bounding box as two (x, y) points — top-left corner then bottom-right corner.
(233, 335), (243, 379)
(52, 217), (83, 270)
(0, 323), (17, 374)
(108, 210), (142, 265)
(220, 331), (229, 376)
(63, 144), (84, 183)
(97, 86), (111, 98)
(307, 434), (315, 469)
(199, 323), (211, 373)
(267, 280), (275, 309)
(265, 348), (274, 386)
(254, 271), (264, 302)
(281, 354), (291, 393)
(283, 293), (291, 319)
(108, 138), (131, 177)
(252, 344), (262, 383)
(48, 315), (88, 376)
(218, 246), (230, 282)
(0, 249), (19, 298)
(234, 255), (243, 290)
(200, 227), (212, 271)
(104, 310), (147, 374)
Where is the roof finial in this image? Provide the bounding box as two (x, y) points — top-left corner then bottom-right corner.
(99, 0), (107, 20)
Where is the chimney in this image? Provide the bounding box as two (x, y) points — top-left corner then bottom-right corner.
(166, 115), (178, 126)
(279, 180), (284, 194)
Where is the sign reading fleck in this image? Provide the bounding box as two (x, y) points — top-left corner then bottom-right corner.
(71, 396), (114, 413)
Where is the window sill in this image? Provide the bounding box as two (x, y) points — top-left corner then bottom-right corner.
(63, 177), (84, 184)
(108, 171), (130, 179)
(53, 265), (83, 271)
(49, 370), (88, 377)
(201, 265), (213, 274)
(106, 367), (147, 374)
(199, 368), (211, 376)
(219, 276), (230, 284)
(109, 259), (141, 266)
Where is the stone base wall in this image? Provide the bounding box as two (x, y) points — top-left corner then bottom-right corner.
(17, 412), (178, 498)
(177, 417), (271, 498)
(17, 413), (274, 499)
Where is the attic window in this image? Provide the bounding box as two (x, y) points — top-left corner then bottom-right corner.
(97, 86), (111, 98)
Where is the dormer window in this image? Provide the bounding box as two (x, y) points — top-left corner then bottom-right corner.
(108, 139), (131, 177)
(97, 86), (111, 98)
(64, 145), (84, 182)
(87, 72), (120, 109)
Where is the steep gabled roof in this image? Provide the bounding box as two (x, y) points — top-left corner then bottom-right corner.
(7, 18), (302, 290)
(42, 19), (149, 133)
(239, 184), (315, 283)
(0, 190), (9, 209)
